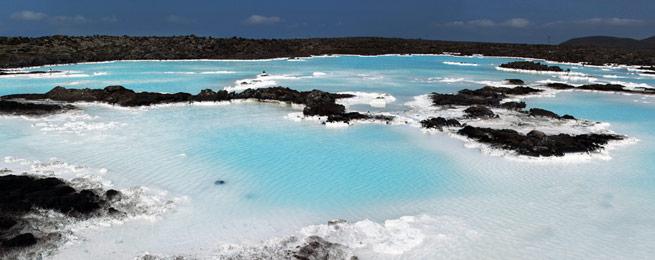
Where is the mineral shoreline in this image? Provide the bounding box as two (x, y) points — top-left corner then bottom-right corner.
(2, 36), (655, 69)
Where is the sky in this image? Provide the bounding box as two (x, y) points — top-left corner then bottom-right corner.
(0, 0), (653, 44)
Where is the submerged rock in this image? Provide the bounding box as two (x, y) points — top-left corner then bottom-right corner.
(505, 79), (525, 85)
(457, 126), (623, 157)
(545, 83), (576, 89)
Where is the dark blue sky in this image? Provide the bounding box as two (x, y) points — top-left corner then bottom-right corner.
(0, 0), (653, 43)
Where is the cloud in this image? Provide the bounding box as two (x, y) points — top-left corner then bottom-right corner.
(245, 15), (281, 25)
(502, 18), (530, 28)
(545, 18), (645, 27)
(51, 15), (88, 24)
(11, 10), (47, 21)
(441, 18), (530, 28)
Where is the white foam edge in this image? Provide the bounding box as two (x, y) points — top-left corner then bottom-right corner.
(137, 214), (480, 259)
(442, 61), (479, 67)
(336, 91), (397, 108)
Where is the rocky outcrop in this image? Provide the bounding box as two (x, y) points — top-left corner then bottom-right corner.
(457, 126), (623, 157)
(500, 101), (526, 110)
(0, 174), (122, 255)
(505, 79), (525, 85)
(528, 108), (575, 120)
(2, 86), (393, 124)
(499, 61), (564, 72)
(464, 105), (497, 119)
(545, 83), (655, 95)
(545, 83), (576, 89)
(0, 100), (74, 116)
(292, 236), (355, 260)
(430, 86), (542, 107)
(420, 117), (461, 130)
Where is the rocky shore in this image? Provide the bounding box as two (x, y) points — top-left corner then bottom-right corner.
(0, 173), (122, 258)
(1, 86), (393, 123)
(1, 36), (655, 69)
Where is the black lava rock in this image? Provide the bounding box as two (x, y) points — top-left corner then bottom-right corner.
(499, 61), (563, 72)
(2, 233), (37, 248)
(505, 79), (525, 85)
(420, 117), (461, 130)
(458, 126), (623, 157)
(464, 106), (497, 119)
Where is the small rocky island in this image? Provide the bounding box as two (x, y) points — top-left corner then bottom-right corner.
(420, 85), (623, 157)
(498, 61), (565, 72)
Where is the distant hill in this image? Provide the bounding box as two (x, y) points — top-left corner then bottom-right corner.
(561, 36), (655, 49)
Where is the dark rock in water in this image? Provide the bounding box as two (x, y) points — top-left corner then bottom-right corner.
(545, 83), (576, 89)
(544, 83), (654, 95)
(4, 86), (388, 123)
(464, 105), (497, 119)
(293, 236), (352, 260)
(505, 79), (525, 85)
(457, 126), (623, 157)
(2, 233), (36, 248)
(0, 100), (73, 116)
(420, 117), (461, 130)
(0, 174), (123, 255)
(0, 175), (106, 216)
(578, 84), (627, 92)
(194, 89), (230, 102)
(500, 101), (526, 110)
(528, 108), (574, 120)
(527, 130), (546, 139)
(499, 61), (564, 72)
(479, 86), (542, 96)
(430, 86), (541, 108)
(528, 108), (560, 119)
(105, 189), (121, 201)
(214, 180), (226, 185)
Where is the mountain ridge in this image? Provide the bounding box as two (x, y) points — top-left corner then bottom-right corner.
(561, 35), (655, 49)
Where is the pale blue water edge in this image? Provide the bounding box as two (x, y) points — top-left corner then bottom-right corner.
(0, 55), (654, 259)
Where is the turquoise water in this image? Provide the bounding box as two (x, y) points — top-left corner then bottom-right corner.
(1, 55), (655, 259)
